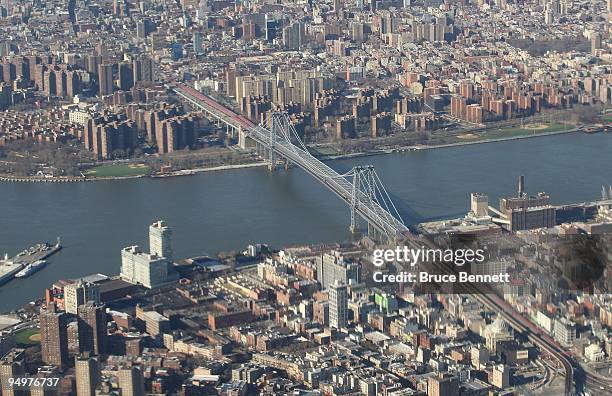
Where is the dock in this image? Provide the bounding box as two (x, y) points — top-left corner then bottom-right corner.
(0, 239), (62, 285)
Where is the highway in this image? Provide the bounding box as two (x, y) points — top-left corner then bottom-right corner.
(172, 84), (255, 130)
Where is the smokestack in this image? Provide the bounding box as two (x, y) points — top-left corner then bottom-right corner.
(518, 175), (525, 197)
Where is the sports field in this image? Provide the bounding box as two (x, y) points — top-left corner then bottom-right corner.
(85, 163), (150, 177)
(481, 123), (573, 139)
(14, 328), (40, 346)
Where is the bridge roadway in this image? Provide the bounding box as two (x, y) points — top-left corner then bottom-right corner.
(173, 83), (409, 239)
(173, 83), (609, 395)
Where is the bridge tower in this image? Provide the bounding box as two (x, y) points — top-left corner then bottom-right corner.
(350, 165), (374, 234)
(350, 166), (362, 233)
(347, 164), (400, 241)
(268, 112), (289, 171)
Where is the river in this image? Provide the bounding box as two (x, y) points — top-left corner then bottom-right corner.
(0, 132), (610, 312)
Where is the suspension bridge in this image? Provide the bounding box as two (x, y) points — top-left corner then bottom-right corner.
(172, 83), (409, 241)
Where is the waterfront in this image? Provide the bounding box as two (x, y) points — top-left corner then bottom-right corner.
(0, 132), (610, 312)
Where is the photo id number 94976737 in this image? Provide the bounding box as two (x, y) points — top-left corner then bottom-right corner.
(4, 376), (61, 390)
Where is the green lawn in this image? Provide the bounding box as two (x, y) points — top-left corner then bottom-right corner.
(14, 328), (40, 346)
(85, 163), (150, 177)
(481, 123), (573, 139)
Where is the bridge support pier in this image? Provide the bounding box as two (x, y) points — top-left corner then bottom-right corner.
(238, 127), (246, 149)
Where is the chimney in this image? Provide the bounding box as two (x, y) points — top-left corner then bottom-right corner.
(518, 175), (525, 197)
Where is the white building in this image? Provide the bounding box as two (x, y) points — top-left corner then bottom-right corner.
(149, 220), (172, 260)
(120, 246), (171, 289)
(554, 318), (576, 347)
(64, 281), (100, 315)
(64, 100), (101, 125)
(585, 343), (605, 362)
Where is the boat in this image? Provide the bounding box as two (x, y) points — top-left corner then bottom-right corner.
(15, 260), (47, 278)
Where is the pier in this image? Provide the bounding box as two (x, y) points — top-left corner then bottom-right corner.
(0, 240), (62, 285)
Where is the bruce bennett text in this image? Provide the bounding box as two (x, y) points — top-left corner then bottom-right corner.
(373, 271), (510, 284)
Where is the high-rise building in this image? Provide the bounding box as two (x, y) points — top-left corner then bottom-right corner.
(136, 20), (146, 40)
(155, 115), (197, 154)
(329, 281), (348, 329)
(55, 69), (67, 97)
(193, 32), (203, 54)
(1, 61), (15, 82)
(149, 220), (172, 260)
(133, 55), (154, 83)
(65, 70), (81, 98)
(316, 251), (360, 290)
(26, 55), (40, 82)
(0, 82), (11, 110)
(40, 303), (69, 368)
(117, 366), (145, 396)
(75, 355), (101, 396)
(554, 318), (576, 346)
(43, 69), (56, 97)
(0, 350), (26, 396)
(64, 281), (100, 314)
(591, 33), (602, 55)
(265, 15), (278, 42)
(545, 8), (554, 25)
(282, 21), (305, 50)
(84, 116), (138, 160)
(120, 246), (171, 288)
(78, 303), (107, 355)
(98, 62), (114, 96)
(118, 62), (134, 91)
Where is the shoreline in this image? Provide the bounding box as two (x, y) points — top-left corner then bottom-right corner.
(0, 127), (600, 183)
(0, 162), (269, 183)
(165, 162), (268, 175)
(315, 126), (584, 160)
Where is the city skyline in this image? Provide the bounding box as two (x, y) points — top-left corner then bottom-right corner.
(0, 0), (610, 395)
